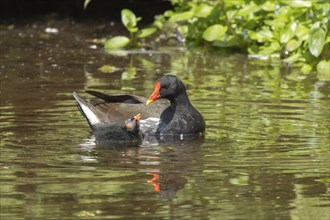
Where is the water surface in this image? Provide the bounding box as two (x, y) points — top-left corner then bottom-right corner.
(1, 18), (329, 219)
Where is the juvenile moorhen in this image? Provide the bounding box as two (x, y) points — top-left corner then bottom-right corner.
(93, 114), (143, 144)
(73, 75), (205, 139)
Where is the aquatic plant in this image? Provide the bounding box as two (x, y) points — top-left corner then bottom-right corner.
(104, 9), (158, 49)
(163, 0), (329, 77)
(85, 0), (329, 79)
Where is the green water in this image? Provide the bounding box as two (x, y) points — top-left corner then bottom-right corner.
(0, 18), (329, 219)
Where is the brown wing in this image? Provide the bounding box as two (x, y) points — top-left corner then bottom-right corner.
(74, 91), (169, 126)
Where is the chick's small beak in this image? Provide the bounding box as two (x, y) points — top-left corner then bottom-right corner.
(134, 113), (141, 122)
(146, 81), (161, 105)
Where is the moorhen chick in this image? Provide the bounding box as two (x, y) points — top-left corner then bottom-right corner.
(73, 75), (205, 140)
(93, 114), (143, 144)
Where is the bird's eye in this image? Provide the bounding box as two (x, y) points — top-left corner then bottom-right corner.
(161, 84), (169, 89)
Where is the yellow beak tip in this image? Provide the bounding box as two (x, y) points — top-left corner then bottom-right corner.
(146, 99), (154, 105)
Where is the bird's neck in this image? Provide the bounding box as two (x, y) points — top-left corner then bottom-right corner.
(170, 92), (192, 111)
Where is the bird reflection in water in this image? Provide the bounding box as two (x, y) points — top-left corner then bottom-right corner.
(147, 173), (188, 200)
(79, 136), (203, 200)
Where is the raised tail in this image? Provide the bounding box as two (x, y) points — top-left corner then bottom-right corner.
(73, 91), (103, 128)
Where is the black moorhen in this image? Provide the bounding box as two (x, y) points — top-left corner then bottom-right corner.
(73, 75), (205, 139)
(146, 75), (205, 136)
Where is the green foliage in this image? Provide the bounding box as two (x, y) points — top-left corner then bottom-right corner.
(121, 9), (140, 33)
(103, 2), (329, 80)
(137, 27), (157, 38)
(105, 9), (160, 50)
(309, 22), (327, 57)
(98, 65), (120, 73)
(160, 0), (329, 79)
(104, 36), (130, 49)
(202, 24), (227, 41)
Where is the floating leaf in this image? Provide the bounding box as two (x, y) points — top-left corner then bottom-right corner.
(203, 24), (228, 42)
(317, 60), (330, 81)
(137, 27), (157, 38)
(104, 36), (130, 49)
(194, 4), (213, 18)
(98, 65), (120, 73)
(309, 22), (326, 57)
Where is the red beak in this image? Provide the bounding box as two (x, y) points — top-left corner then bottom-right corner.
(146, 81), (161, 105)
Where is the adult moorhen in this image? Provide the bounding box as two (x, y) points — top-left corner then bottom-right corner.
(73, 75), (205, 140)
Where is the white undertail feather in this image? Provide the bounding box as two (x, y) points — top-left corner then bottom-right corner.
(80, 103), (100, 125)
(73, 91), (101, 127)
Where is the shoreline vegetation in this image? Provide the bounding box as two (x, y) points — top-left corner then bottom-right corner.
(96, 0), (329, 80)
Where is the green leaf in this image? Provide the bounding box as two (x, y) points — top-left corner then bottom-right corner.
(202, 24), (228, 42)
(122, 67), (136, 80)
(104, 36), (130, 49)
(295, 24), (309, 41)
(278, 6), (291, 16)
(169, 11), (193, 22)
(178, 25), (188, 36)
(121, 9), (139, 32)
(259, 41), (281, 55)
(226, 10), (237, 21)
(194, 4), (213, 18)
(213, 35), (237, 48)
(309, 22), (326, 57)
(153, 20), (163, 29)
(283, 0), (312, 8)
(137, 27), (157, 38)
(286, 39), (301, 52)
(249, 29), (273, 42)
(98, 65), (120, 73)
(283, 54), (304, 63)
(237, 2), (260, 17)
(300, 64), (312, 74)
(222, 0), (245, 8)
(280, 22), (297, 43)
(223, 0), (245, 8)
(317, 60), (330, 81)
(261, 2), (276, 11)
(286, 71), (307, 81)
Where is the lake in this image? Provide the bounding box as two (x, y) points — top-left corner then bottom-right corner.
(1, 17), (329, 219)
